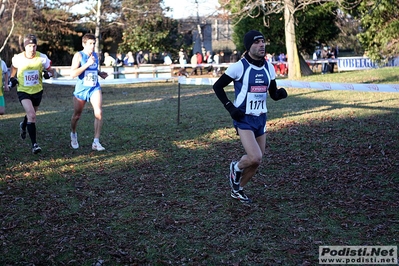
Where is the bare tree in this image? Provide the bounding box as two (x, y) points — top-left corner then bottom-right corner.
(0, 0), (18, 53)
(95, 0), (102, 56)
(0, 0), (6, 18)
(220, 0), (361, 79)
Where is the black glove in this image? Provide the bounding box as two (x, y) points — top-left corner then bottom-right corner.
(9, 77), (19, 88)
(224, 101), (245, 121)
(276, 88), (287, 100)
(43, 70), (52, 79)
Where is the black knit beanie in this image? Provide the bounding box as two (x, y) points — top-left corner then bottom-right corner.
(24, 34), (37, 47)
(244, 30), (264, 51)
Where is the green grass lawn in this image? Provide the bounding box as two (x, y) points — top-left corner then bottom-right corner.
(1, 68), (398, 265)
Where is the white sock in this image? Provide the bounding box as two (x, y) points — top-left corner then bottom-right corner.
(93, 138), (100, 144)
(71, 132), (77, 138)
(234, 163), (242, 172)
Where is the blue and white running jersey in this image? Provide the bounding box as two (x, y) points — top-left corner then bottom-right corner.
(225, 58), (276, 116)
(74, 51), (100, 93)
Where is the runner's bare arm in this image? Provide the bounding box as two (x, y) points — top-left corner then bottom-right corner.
(70, 53), (95, 78)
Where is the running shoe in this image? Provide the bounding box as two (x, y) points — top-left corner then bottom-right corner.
(229, 161), (241, 191)
(92, 142), (105, 151)
(70, 132), (79, 149)
(231, 189), (252, 203)
(19, 122), (26, 140)
(32, 143), (41, 154)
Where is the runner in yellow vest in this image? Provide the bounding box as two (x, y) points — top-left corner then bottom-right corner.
(10, 34), (54, 154)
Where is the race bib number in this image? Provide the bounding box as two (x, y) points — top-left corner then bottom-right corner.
(23, 70), (39, 86)
(246, 92), (267, 115)
(83, 70), (98, 87)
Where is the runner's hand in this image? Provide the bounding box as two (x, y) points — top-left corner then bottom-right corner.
(43, 70), (52, 79)
(225, 101), (245, 121)
(9, 77), (19, 88)
(98, 71), (108, 79)
(277, 88), (287, 100)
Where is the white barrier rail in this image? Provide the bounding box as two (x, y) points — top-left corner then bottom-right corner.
(177, 77), (399, 93)
(276, 79), (399, 93)
(44, 76), (399, 93)
(50, 56), (398, 79)
(44, 77), (174, 86)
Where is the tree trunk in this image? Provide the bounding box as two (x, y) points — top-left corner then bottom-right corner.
(0, 0), (6, 18)
(299, 54), (314, 76)
(0, 0), (17, 54)
(284, 0), (301, 79)
(95, 0), (101, 60)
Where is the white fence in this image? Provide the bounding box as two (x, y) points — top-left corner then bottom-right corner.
(50, 57), (399, 80)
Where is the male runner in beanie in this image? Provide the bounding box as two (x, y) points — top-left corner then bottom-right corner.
(10, 34), (54, 154)
(213, 30), (288, 203)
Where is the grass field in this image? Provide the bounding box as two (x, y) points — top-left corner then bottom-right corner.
(1, 68), (398, 265)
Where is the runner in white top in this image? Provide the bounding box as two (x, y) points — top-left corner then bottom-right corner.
(213, 30), (288, 203)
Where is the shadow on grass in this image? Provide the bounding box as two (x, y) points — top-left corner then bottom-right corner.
(0, 83), (398, 265)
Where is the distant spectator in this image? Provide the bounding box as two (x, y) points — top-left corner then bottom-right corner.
(143, 53), (149, 64)
(311, 50), (318, 70)
(136, 50), (145, 65)
(219, 51), (226, 64)
(196, 52), (203, 75)
(312, 51), (318, 61)
(177, 48), (189, 77)
(205, 51), (213, 74)
(123, 52), (135, 66)
(204, 50), (212, 63)
(329, 45), (337, 73)
(213, 52), (219, 65)
(213, 51), (225, 76)
(277, 52), (287, 76)
(272, 53), (279, 73)
(201, 46), (206, 60)
(178, 48), (188, 68)
(230, 50), (240, 63)
(321, 46), (329, 74)
(265, 52), (273, 62)
(115, 53), (123, 67)
(103, 52), (116, 66)
(163, 52), (172, 65)
(190, 52), (198, 75)
(278, 52), (286, 62)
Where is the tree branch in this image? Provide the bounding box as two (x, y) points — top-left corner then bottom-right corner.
(0, 0), (18, 53)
